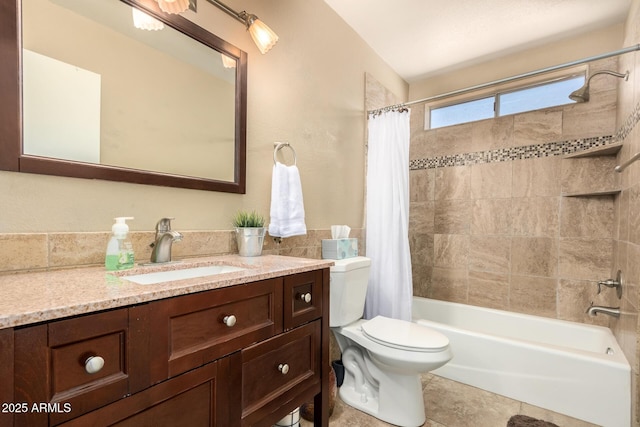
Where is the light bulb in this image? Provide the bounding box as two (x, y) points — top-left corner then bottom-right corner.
(247, 18), (278, 54)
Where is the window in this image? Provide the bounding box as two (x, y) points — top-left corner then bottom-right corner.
(428, 75), (585, 130)
(430, 97), (494, 129)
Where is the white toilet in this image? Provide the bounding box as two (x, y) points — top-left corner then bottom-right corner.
(330, 256), (452, 427)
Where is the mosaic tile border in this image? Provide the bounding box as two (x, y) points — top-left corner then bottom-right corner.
(409, 100), (640, 170)
(616, 100), (640, 142)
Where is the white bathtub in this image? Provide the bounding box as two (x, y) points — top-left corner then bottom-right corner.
(412, 297), (630, 427)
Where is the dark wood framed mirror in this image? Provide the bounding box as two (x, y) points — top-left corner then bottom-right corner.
(0, 0), (247, 193)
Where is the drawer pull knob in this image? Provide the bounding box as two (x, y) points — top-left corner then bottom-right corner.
(223, 315), (237, 327)
(278, 363), (289, 375)
(299, 293), (312, 303)
(84, 356), (105, 374)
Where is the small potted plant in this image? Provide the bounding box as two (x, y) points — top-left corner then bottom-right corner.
(232, 210), (266, 256)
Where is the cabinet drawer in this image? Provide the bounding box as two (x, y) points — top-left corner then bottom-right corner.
(60, 361), (225, 427)
(150, 278), (283, 382)
(283, 270), (323, 330)
(14, 308), (142, 426)
(240, 320), (321, 425)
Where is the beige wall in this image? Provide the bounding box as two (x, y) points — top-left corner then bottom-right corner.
(409, 23), (624, 100)
(0, 0), (407, 234)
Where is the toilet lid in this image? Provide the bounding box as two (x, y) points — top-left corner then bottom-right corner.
(361, 316), (449, 352)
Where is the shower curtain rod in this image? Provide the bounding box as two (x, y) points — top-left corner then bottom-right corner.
(368, 44), (640, 115)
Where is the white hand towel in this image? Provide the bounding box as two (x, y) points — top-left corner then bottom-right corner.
(269, 162), (307, 238)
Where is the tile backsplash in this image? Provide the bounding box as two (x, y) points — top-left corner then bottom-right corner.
(0, 228), (364, 274)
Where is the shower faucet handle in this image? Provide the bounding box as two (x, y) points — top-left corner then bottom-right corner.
(597, 279), (619, 293)
(596, 270), (623, 299)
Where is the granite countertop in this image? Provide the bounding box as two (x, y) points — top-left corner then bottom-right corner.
(0, 254), (334, 329)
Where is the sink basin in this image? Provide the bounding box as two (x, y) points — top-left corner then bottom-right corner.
(123, 265), (245, 285)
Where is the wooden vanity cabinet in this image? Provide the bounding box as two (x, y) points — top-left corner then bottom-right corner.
(147, 272), (327, 426)
(59, 360), (228, 427)
(148, 277), (283, 383)
(8, 267), (330, 427)
(284, 269), (323, 330)
(239, 320), (321, 426)
(0, 328), (14, 427)
(13, 307), (148, 426)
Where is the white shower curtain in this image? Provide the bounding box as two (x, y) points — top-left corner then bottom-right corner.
(364, 109), (413, 321)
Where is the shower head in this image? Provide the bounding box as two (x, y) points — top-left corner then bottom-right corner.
(568, 86), (589, 103)
(569, 70), (629, 103)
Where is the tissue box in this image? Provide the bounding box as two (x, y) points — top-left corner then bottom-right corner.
(322, 238), (358, 260)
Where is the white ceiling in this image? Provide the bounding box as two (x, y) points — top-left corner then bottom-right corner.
(323, 0), (632, 83)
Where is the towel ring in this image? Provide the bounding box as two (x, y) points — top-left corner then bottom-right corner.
(273, 142), (297, 166)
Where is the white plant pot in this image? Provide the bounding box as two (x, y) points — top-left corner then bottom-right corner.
(235, 227), (266, 257)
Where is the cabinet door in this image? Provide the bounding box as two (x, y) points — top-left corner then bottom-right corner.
(240, 320), (321, 426)
(283, 270), (323, 330)
(14, 308), (145, 426)
(0, 328), (14, 427)
(149, 278), (283, 382)
(59, 361), (226, 427)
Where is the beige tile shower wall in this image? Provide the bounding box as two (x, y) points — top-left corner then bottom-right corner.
(0, 228), (364, 273)
(612, 0), (640, 425)
(409, 57), (623, 327)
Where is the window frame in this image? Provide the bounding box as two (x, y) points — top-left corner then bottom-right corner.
(424, 66), (586, 131)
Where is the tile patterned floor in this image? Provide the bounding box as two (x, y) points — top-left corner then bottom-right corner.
(299, 374), (598, 427)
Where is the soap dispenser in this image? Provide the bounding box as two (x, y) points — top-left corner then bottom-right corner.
(105, 217), (135, 271)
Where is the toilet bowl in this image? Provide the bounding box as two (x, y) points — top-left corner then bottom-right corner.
(329, 257), (452, 427)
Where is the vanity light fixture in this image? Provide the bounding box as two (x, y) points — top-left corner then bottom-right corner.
(205, 0), (279, 54)
(569, 70), (630, 102)
(132, 8), (165, 30)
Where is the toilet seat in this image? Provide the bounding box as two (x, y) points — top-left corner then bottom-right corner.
(361, 316), (449, 353)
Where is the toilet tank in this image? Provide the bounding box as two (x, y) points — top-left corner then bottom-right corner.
(329, 256), (371, 327)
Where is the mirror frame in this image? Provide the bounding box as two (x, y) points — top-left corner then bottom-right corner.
(0, 0), (247, 193)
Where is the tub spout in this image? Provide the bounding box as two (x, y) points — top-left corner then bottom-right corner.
(586, 302), (620, 318)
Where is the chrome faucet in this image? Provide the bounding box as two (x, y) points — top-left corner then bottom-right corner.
(586, 302), (620, 318)
(150, 217), (183, 263)
(597, 270), (623, 299)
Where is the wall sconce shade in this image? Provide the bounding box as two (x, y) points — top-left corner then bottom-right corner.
(206, 0), (279, 54)
(132, 8), (165, 30)
(242, 14), (278, 54)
